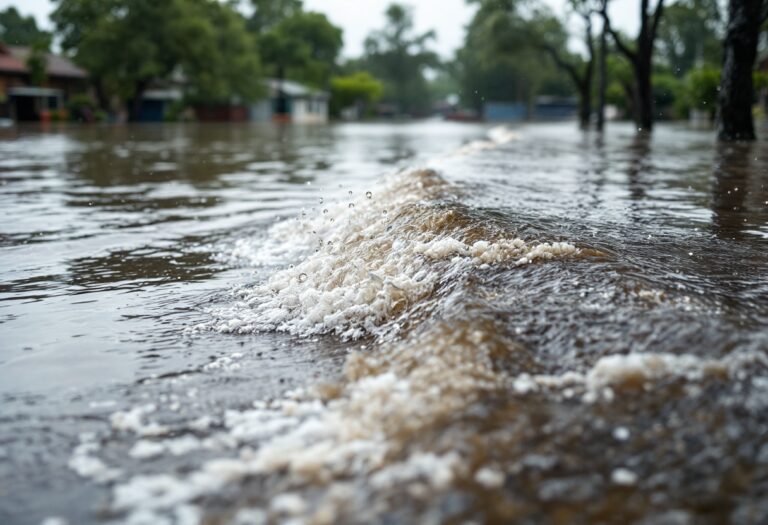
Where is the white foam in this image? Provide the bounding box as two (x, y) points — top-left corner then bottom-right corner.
(197, 168), (578, 340)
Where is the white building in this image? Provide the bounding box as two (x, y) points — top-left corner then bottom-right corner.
(250, 79), (329, 124)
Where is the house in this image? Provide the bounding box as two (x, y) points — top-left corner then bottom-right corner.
(483, 96), (578, 122)
(250, 79), (329, 124)
(0, 44), (87, 121)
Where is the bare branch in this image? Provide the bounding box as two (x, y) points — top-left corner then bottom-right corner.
(600, 7), (637, 62)
(650, 0), (666, 41)
(539, 42), (584, 89)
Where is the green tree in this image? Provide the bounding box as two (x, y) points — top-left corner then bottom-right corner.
(456, 0), (576, 118)
(52, 0), (263, 120)
(363, 3), (439, 115)
(329, 71), (383, 117)
(601, 0), (667, 131)
(656, 0), (723, 76)
(685, 66), (720, 119)
(247, 0), (302, 33)
(26, 36), (52, 86)
(185, 1), (263, 104)
(0, 7), (50, 46)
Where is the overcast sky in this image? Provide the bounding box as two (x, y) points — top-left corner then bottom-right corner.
(1, 0), (640, 58)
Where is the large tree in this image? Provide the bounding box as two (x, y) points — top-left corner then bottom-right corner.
(717, 0), (767, 141)
(602, 0), (666, 132)
(656, 0), (723, 77)
(363, 3), (439, 115)
(52, 0), (262, 120)
(258, 11), (342, 88)
(459, 0), (588, 125)
(0, 7), (50, 46)
(531, 3), (596, 128)
(247, 0), (302, 33)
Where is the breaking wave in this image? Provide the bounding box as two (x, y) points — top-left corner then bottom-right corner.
(64, 126), (768, 525)
(197, 164), (579, 339)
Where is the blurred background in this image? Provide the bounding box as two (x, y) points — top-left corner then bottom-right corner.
(0, 0), (762, 129)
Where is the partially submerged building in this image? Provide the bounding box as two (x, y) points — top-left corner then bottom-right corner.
(250, 79), (329, 124)
(0, 44), (87, 121)
(483, 97), (578, 122)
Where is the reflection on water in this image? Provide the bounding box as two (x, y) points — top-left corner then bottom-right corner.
(0, 122), (767, 525)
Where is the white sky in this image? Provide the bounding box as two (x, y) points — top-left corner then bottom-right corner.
(1, 0), (640, 58)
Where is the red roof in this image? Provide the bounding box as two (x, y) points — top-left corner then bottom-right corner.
(0, 44), (87, 79)
(0, 44), (26, 74)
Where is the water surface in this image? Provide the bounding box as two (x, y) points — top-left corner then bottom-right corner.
(1, 121), (767, 525)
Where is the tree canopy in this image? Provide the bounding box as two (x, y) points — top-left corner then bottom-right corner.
(258, 10), (343, 88)
(362, 3), (440, 115)
(656, 0), (723, 76)
(0, 7), (50, 46)
(52, 0), (262, 117)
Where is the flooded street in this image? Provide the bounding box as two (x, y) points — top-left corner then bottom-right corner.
(1, 121), (768, 524)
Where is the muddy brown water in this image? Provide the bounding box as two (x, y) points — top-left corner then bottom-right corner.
(0, 121), (767, 525)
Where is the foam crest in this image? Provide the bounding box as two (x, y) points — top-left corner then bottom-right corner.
(198, 168), (579, 339)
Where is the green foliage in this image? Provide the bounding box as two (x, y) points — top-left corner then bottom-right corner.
(754, 71), (768, 92)
(67, 92), (98, 121)
(258, 11), (343, 88)
(0, 7), (51, 46)
(247, 0), (302, 33)
(329, 71), (383, 117)
(605, 54), (634, 117)
(652, 73), (684, 118)
(685, 66), (720, 117)
(656, 0), (723, 77)
(362, 3), (439, 115)
(184, 1), (263, 103)
(52, 0), (263, 114)
(456, 0), (577, 111)
(26, 36), (52, 86)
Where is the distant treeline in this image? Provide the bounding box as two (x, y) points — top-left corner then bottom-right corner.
(0, 0), (766, 137)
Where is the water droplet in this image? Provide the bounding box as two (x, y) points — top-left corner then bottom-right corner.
(319, 197), (324, 203)
(330, 218), (334, 222)
(349, 203), (355, 209)
(348, 190), (353, 196)
(327, 241), (333, 246)
(382, 209), (388, 216)
(298, 273), (308, 283)
(323, 209), (328, 214)
(366, 191), (372, 199)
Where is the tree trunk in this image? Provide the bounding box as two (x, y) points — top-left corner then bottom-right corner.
(578, 81), (592, 129)
(597, 18), (607, 131)
(635, 51), (654, 131)
(275, 64), (289, 115)
(581, 16), (595, 129)
(94, 79), (110, 113)
(602, 0), (664, 133)
(717, 0), (763, 141)
(129, 80), (148, 122)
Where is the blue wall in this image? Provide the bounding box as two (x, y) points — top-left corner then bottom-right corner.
(484, 102), (527, 122)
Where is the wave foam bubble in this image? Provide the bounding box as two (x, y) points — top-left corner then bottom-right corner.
(197, 168), (579, 339)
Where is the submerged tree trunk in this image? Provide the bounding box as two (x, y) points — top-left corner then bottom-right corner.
(129, 80), (148, 123)
(717, 0), (764, 141)
(635, 46), (654, 131)
(602, 0), (664, 132)
(581, 14), (595, 129)
(596, 15), (607, 131)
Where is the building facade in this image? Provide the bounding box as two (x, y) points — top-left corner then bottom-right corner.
(0, 44), (87, 121)
(250, 79), (329, 124)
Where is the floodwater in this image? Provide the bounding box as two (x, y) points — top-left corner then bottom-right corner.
(1, 121), (767, 525)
